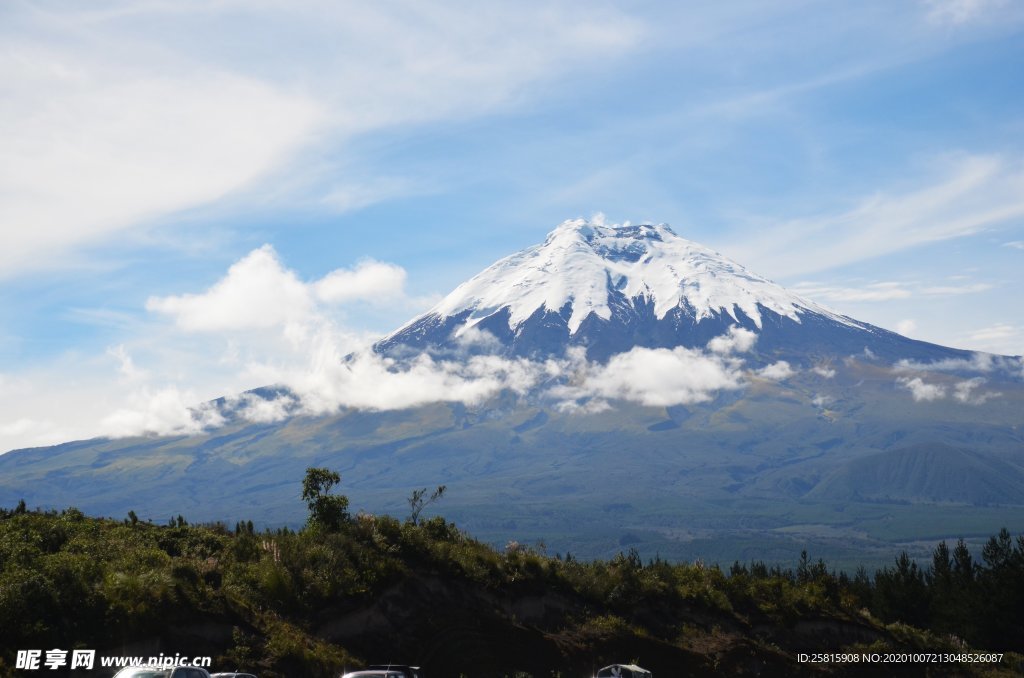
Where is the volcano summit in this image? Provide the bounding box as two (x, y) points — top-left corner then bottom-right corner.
(379, 219), (969, 365)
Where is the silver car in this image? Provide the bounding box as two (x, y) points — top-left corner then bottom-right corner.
(113, 667), (211, 678)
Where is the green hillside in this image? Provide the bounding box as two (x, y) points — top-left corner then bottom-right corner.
(2, 472), (1023, 677)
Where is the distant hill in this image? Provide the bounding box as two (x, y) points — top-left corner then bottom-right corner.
(807, 443), (1024, 505)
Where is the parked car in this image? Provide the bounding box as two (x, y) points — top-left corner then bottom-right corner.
(339, 672), (406, 678)
(210, 673), (257, 678)
(595, 664), (652, 678)
(367, 665), (423, 678)
(113, 667), (211, 678)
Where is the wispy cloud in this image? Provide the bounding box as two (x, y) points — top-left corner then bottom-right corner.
(812, 366), (837, 379)
(730, 154), (1024, 277)
(953, 376), (1000, 404)
(923, 0), (1009, 25)
(0, 1), (645, 277)
(791, 279), (993, 303)
(895, 351), (1023, 373)
(792, 281), (913, 302)
(960, 323), (1024, 356)
(0, 44), (323, 277)
(321, 177), (429, 214)
(896, 373), (1002, 404)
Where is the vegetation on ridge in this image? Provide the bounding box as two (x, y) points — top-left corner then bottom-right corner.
(0, 469), (1022, 677)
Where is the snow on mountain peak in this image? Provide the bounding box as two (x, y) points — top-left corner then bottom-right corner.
(426, 218), (849, 336)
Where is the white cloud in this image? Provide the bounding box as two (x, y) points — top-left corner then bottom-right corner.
(453, 326), (504, 351)
(97, 325), (758, 429)
(146, 246), (415, 333)
(812, 366), (836, 379)
(146, 246), (314, 333)
(759, 360), (795, 380)
(228, 392), (298, 424)
(551, 345), (745, 408)
(731, 154), (1024, 277)
(706, 326), (758, 354)
(897, 376), (947, 401)
(99, 387), (225, 438)
(124, 245), (514, 431)
(107, 344), (148, 381)
(952, 377), (1000, 404)
(314, 260), (407, 304)
(896, 351), (1024, 373)
(1003, 241), (1024, 250)
(1, 246), (428, 452)
(241, 337), (549, 417)
(895, 373), (1003, 404)
(896, 319), (917, 337)
(0, 418), (40, 438)
(554, 398), (612, 415)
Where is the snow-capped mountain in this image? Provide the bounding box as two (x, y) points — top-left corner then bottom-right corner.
(2, 217), (1019, 565)
(378, 218), (970, 364)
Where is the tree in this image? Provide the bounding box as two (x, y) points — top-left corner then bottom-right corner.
(952, 538), (974, 582)
(407, 485), (446, 525)
(873, 551), (929, 627)
(928, 540), (958, 633)
(302, 467), (349, 531)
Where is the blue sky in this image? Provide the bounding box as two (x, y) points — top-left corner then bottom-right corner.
(1, 0), (1023, 451)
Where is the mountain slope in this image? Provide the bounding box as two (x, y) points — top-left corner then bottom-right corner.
(3, 362), (1022, 566)
(806, 443), (1024, 505)
(378, 219), (973, 364)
